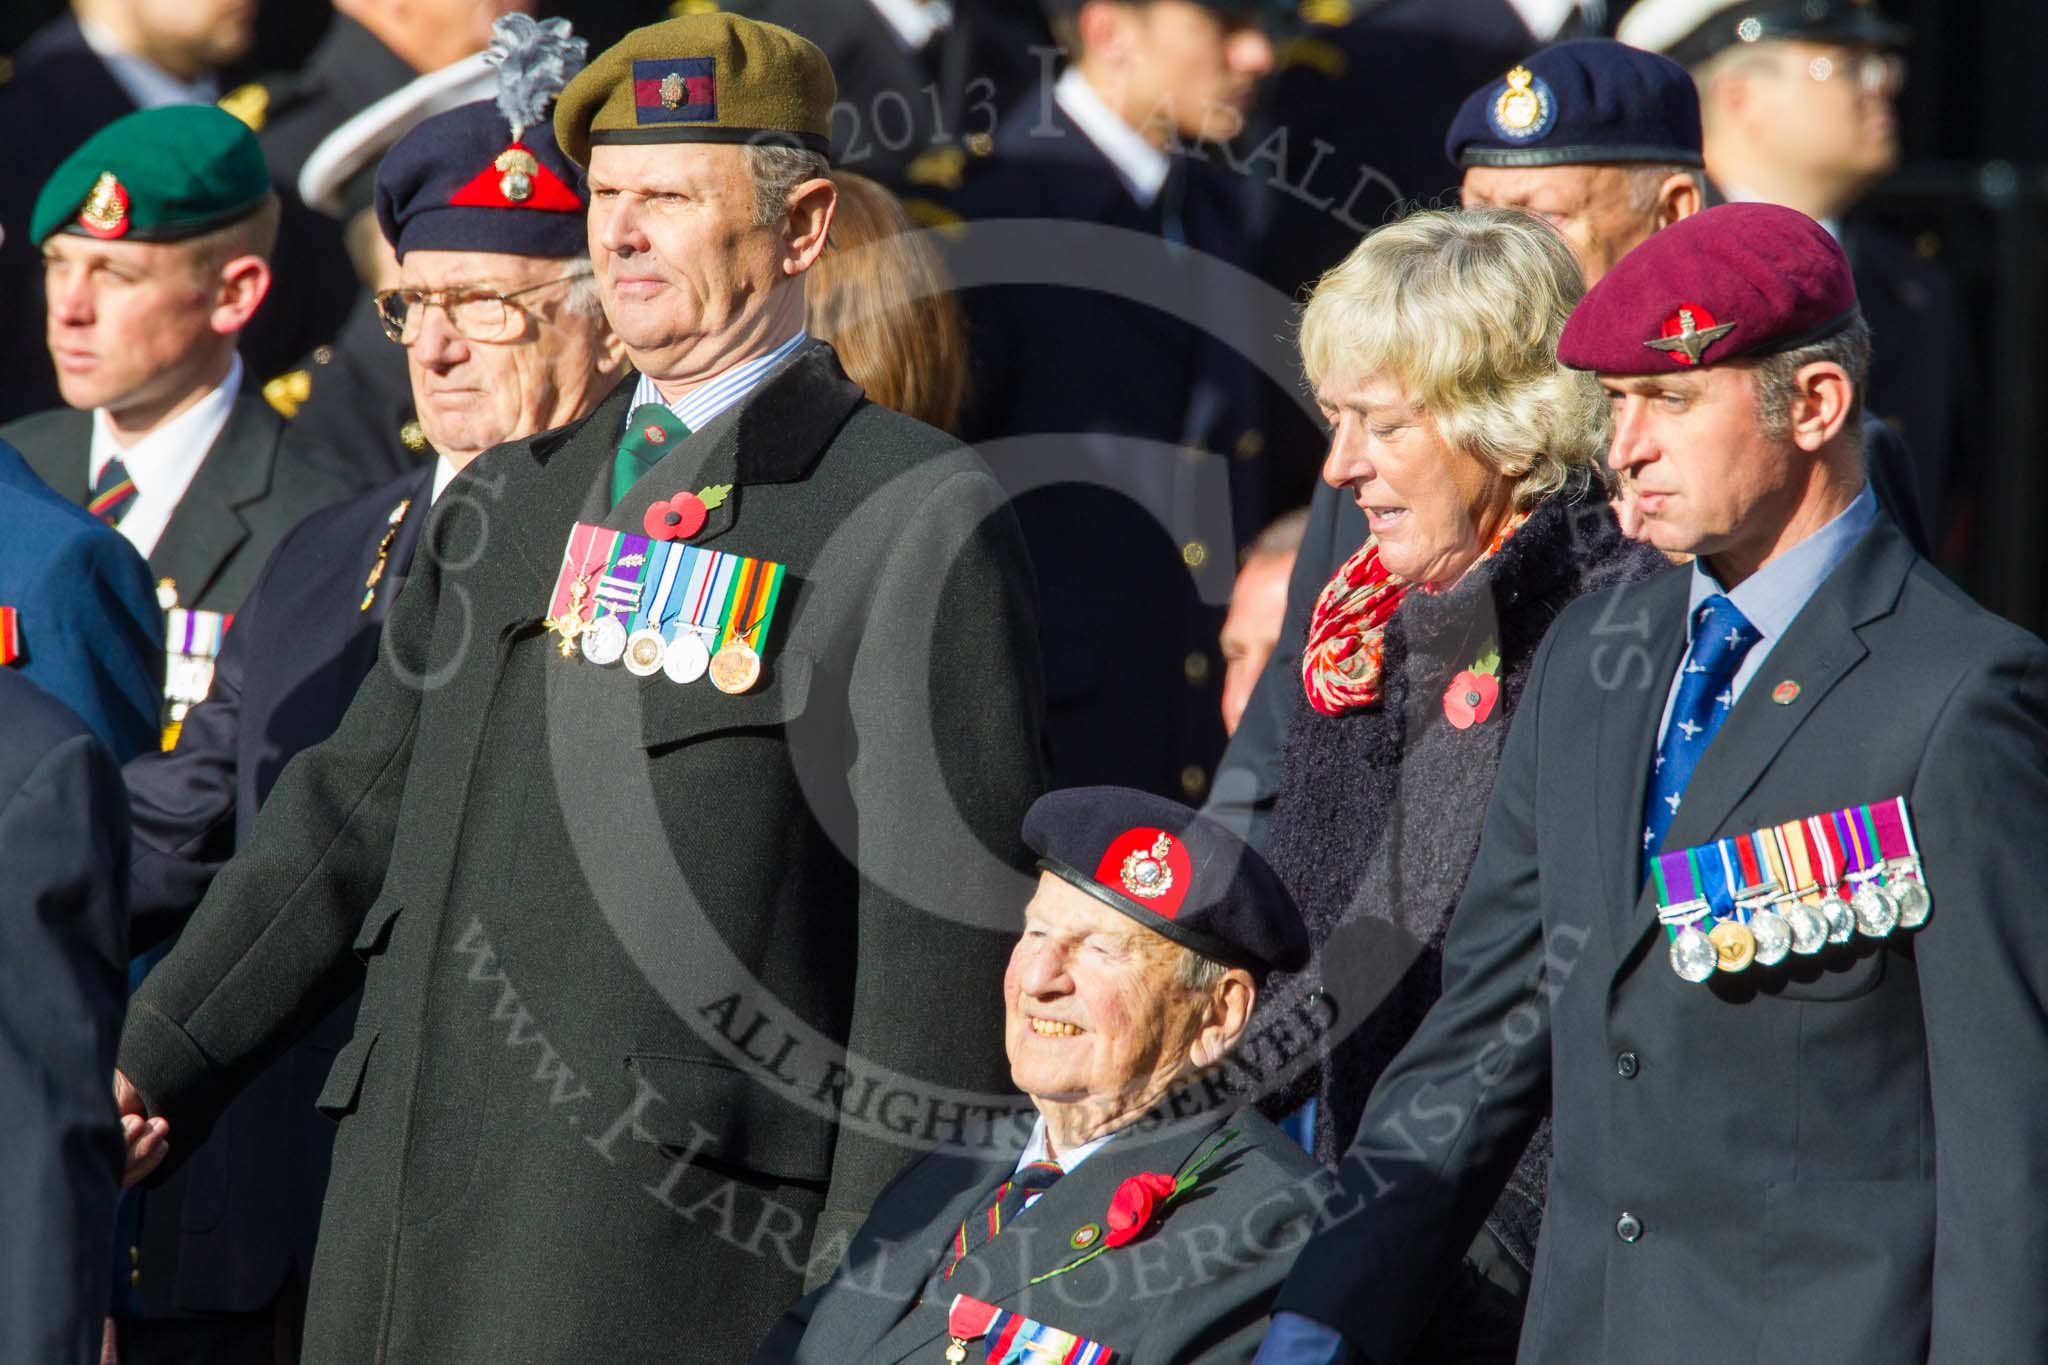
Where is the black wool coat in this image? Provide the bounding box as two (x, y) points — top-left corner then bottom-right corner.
(1258, 479), (1666, 1271)
(117, 344), (1049, 1362)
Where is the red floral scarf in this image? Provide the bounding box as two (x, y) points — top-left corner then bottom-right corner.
(1302, 510), (1531, 717)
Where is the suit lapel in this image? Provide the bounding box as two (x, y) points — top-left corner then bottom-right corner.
(150, 395), (279, 608)
(869, 1112), (1230, 1363)
(1595, 571), (1690, 957)
(1614, 520), (1917, 960)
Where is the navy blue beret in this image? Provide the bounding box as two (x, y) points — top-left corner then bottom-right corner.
(375, 103), (588, 261)
(1445, 38), (1703, 171)
(1022, 786), (1310, 978)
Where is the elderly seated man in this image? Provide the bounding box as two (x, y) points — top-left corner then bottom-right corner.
(760, 786), (1323, 1365)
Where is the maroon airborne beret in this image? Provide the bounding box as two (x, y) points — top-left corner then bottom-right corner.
(1557, 202), (1859, 375)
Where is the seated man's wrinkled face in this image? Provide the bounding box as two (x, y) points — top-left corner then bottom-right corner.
(395, 247), (618, 462)
(1004, 873), (1209, 1120)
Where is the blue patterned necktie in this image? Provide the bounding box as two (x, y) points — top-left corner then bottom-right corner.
(1643, 595), (1758, 874)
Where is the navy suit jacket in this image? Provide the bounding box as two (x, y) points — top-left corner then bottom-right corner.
(0, 668), (130, 1365)
(118, 468), (429, 1316)
(0, 440), (163, 762)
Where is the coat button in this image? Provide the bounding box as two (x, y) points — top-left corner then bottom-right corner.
(1180, 765), (1208, 799)
(1615, 1050), (1639, 1079)
(1616, 1212), (1643, 1243)
(1184, 651), (1211, 686)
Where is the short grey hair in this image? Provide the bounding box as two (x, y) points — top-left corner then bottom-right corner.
(1624, 164), (1707, 215)
(743, 144), (831, 226)
(557, 263), (603, 320)
(1174, 946), (1232, 993)
(1751, 312), (1872, 444)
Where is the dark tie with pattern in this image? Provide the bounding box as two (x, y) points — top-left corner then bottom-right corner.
(1642, 595), (1758, 874)
(89, 455), (138, 527)
(938, 1160), (1064, 1284)
(610, 403), (691, 510)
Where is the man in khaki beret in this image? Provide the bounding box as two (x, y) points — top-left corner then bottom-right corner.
(112, 13), (1048, 1361)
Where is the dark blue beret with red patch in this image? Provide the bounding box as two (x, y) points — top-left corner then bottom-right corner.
(1445, 39), (1702, 171)
(1558, 201), (1858, 374)
(1022, 786), (1310, 977)
(376, 16), (589, 261)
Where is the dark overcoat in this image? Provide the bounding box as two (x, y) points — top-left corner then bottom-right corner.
(762, 1106), (1324, 1364)
(0, 668), (130, 1365)
(117, 344), (1048, 1362)
(1275, 515), (2048, 1363)
(3, 391), (373, 615)
(119, 470), (429, 1319)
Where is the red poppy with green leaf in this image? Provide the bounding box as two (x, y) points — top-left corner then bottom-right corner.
(1030, 1130), (1238, 1284)
(1444, 643), (1502, 730)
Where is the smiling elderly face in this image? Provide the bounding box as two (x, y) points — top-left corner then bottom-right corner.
(1003, 873), (1218, 1131)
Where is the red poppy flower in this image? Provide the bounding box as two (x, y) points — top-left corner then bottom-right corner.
(1443, 670), (1499, 730)
(643, 491), (709, 542)
(1103, 1171), (1179, 1248)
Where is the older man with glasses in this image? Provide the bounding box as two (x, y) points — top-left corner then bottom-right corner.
(110, 21), (622, 1361)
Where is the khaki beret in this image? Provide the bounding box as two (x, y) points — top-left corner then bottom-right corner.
(552, 13), (835, 168)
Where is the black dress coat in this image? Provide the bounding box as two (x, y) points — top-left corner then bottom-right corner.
(116, 344), (1048, 1362)
(119, 471), (430, 1318)
(0, 668), (129, 1365)
(1259, 480), (1667, 1275)
(761, 1106), (1324, 1364)
(3, 390), (375, 616)
(940, 86), (1280, 805)
(1274, 515), (2048, 1363)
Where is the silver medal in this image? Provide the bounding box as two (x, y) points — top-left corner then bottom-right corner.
(1749, 907), (1793, 966)
(1891, 876), (1931, 929)
(1786, 900), (1828, 955)
(1819, 892), (1856, 944)
(1670, 924), (1719, 983)
(581, 614), (628, 666)
(623, 628), (667, 677)
(663, 632), (711, 684)
(1852, 880), (1899, 938)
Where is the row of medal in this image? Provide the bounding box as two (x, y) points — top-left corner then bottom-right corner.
(1650, 796), (1932, 983)
(163, 605), (233, 751)
(544, 521), (786, 695)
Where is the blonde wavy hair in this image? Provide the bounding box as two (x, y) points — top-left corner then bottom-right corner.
(1298, 207), (1609, 507)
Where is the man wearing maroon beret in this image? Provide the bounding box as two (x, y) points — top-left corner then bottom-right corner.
(1259, 201), (2048, 1364)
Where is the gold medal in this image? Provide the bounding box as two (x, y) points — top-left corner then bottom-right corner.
(1709, 919), (1756, 972)
(709, 640), (761, 694)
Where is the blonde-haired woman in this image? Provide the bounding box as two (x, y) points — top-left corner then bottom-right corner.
(1259, 207), (1664, 1359)
(804, 171), (967, 432)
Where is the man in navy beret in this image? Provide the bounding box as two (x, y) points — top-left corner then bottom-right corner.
(763, 785), (1322, 1363)
(1261, 201), (2048, 1364)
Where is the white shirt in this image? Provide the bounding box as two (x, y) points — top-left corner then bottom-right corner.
(431, 455), (461, 503)
(1012, 1116), (1120, 1210)
(77, 17), (219, 109)
(90, 354), (243, 559)
(1055, 66), (1171, 210)
(629, 330), (810, 435)
(1505, 0), (1592, 41)
(864, 0), (953, 51)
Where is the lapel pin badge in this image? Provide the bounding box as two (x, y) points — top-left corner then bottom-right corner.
(1771, 680), (1800, 705)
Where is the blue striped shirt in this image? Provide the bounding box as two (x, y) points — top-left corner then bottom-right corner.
(629, 330), (810, 435)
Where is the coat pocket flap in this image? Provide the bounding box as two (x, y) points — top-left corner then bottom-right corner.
(624, 1051), (833, 1184)
(639, 648), (814, 750)
(353, 895), (403, 960)
(316, 1030), (379, 1118)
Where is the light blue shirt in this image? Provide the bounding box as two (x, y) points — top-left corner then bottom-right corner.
(1656, 483), (1880, 744)
(628, 330), (809, 435)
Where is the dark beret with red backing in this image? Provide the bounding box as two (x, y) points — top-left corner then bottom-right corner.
(1557, 201), (1859, 375)
(1022, 786), (1310, 978)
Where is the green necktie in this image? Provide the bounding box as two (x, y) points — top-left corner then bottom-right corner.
(611, 403), (691, 509)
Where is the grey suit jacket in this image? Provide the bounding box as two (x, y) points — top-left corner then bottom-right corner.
(765, 1105), (1324, 1364)
(1273, 515), (2048, 1364)
(3, 391), (372, 614)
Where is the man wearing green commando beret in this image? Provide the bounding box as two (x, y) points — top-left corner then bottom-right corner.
(114, 15), (1047, 1361)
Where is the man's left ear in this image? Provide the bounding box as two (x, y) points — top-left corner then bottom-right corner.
(1188, 970), (1257, 1070)
(595, 320), (630, 377)
(211, 255), (272, 335)
(1788, 360), (1855, 452)
(783, 176), (837, 277)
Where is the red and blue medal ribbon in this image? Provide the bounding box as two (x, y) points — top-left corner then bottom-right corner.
(681, 544), (738, 644)
(948, 1295), (1116, 1365)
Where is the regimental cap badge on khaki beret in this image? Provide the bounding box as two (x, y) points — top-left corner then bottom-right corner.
(1558, 202), (1859, 375)
(32, 105), (269, 246)
(552, 13), (836, 167)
